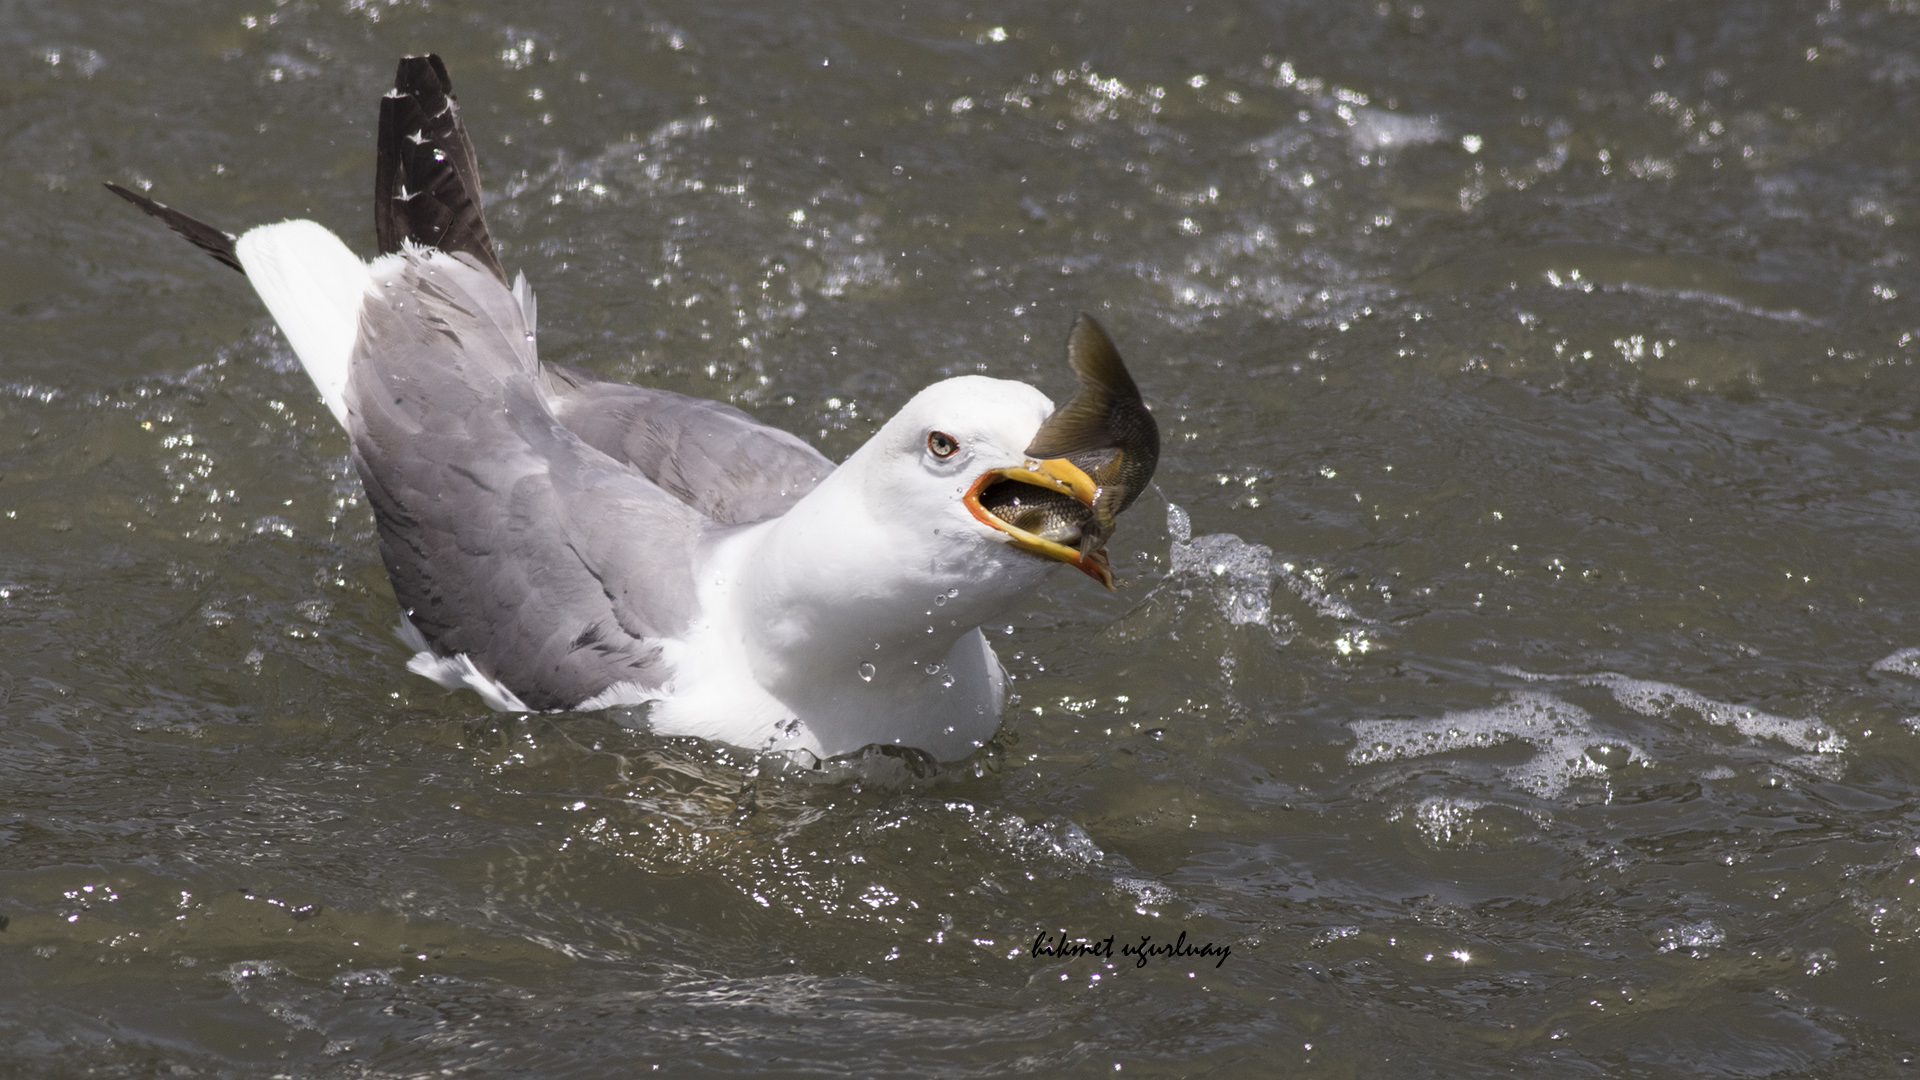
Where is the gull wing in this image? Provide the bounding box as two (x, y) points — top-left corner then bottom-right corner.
(350, 248), (706, 709)
(541, 364), (834, 526)
(374, 54), (505, 283)
(371, 52), (834, 529)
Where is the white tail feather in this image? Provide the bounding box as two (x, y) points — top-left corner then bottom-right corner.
(234, 221), (370, 428)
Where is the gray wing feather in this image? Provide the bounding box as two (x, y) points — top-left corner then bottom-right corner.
(349, 251), (704, 709)
(542, 364), (833, 526)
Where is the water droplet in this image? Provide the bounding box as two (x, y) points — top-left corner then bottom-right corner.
(857, 662), (875, 682)
(934, 593), (947, 606)
(941, 674), (956, 688)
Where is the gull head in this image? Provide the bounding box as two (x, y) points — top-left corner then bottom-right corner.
(856, 375), (1111, 587)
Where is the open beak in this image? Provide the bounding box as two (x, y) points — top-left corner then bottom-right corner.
(962, 457), (1115, 590)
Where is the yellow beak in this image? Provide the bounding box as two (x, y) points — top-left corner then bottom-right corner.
(962, 457), (1114, 590)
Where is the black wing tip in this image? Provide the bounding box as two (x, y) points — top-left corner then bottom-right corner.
(104, 181), (245, 275)
(374, 52), (507, 282)
(394, 53), (453, 96)
(103, 179), (151, 211)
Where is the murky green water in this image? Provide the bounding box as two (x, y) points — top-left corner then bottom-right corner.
(7, 0), (1920, 1075)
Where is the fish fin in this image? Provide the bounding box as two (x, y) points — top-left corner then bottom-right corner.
(1024, 313), (1144, 458)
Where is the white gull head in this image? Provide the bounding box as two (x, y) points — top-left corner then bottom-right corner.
(849, 374), (1063, 556)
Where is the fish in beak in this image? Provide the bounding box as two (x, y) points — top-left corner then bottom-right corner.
(966, 314), (1160, 589)
(964, 455), (1113, 586)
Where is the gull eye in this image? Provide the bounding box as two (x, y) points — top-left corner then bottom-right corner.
(927, 430), (960, 458)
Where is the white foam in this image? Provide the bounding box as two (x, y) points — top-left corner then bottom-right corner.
(1595, 674), (1842, 754)
(1346, 108), (1445, 152)
(1872, 647), (1920, 679)
(1245, 103), (1442, 157)
(1348, 690), (1634, 797)
(1114, 876), (1175, 915)
(1505, 668), (1846, 756)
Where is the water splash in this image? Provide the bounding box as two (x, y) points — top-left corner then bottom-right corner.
(1654, 920), (1726, 957)
(1411, 796), (1485, 847)
(1166, 502), (1363, 629)
(1311, 925), (1362, 948)
(1001, 817), (1105, 868)
(1167, 503), (1274, 626)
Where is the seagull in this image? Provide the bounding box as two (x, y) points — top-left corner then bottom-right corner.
(109, 54), (1158, 763)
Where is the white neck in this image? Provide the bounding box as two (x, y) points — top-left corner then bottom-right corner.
(724, 460), (1055, 757)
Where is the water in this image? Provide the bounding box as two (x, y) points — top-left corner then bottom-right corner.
(6, 0), (1920, 1074)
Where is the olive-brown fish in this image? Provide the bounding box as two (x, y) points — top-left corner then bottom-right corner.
(976, 314), (1159, 587)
